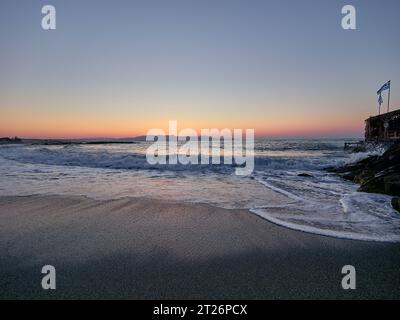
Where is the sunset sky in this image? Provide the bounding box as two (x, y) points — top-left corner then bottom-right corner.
(1, 0), (399, 138)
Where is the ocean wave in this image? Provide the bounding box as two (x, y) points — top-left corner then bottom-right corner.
(254, 156), (342, 171)
(254, 139), (346, 152)
(0, 144), (345, 173)
(343, 145), (386, 165)
(0, 145), (237, 173)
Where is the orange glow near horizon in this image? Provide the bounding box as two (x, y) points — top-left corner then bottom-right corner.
(0, 96), (368, 139)
(0, 114), (364, 139)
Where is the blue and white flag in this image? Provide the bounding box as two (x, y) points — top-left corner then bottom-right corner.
(377, 80), (391, 95)
(378, 94), (383, 106)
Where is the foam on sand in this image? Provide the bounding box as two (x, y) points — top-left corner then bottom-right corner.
(251, 174), (400, 242)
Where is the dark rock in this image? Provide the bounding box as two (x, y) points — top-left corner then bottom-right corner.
(391, 197), (400, 213)
(353, 170), (375, 184)
(358, 175), (385, 194)
(329, 143), (400, 197)
(384, 176), (400, 196)
(352, 146), (367, 153)
(341, 172), (357, 181)
(298, 173), (313, 178)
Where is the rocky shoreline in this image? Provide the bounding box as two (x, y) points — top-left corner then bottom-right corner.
(328, 143), (400, 212)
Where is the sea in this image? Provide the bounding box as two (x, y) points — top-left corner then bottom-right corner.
(1, 138), (399, 242)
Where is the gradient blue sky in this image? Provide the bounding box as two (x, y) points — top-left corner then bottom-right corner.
(1, 0), (399, 138)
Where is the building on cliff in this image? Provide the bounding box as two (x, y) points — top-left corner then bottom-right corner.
(365, 108), (400, 142)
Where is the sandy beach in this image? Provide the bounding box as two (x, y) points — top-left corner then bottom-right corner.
(0, 195), (399, 299)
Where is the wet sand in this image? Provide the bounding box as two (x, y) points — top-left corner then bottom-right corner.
(0, 195), (399, 299)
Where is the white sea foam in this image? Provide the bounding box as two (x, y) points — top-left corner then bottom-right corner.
(251, 173), (400, 242)
(344, 146), (386, 165)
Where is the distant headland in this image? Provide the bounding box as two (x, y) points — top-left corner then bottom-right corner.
(0, 137), (22, 144)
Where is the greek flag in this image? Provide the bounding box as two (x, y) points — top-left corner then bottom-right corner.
(378, 94), (383, 106)
(377, 80), (391, 95)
